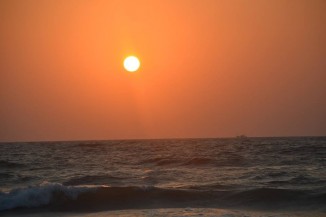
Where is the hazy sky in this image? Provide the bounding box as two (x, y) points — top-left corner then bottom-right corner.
(1, 0), (325, 142)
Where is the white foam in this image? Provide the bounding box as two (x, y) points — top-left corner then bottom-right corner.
(0, 182), (96, 211)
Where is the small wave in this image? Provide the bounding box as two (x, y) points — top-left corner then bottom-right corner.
(63, 175), (124, 186)
(267, 175), (326, 187)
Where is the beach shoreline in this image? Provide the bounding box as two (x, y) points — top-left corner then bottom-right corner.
(1, 208), (325, 217)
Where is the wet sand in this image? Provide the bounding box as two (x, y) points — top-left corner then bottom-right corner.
(2, 208), (325, 217)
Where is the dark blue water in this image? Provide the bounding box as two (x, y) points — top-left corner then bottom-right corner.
(0, 137), (325, 213)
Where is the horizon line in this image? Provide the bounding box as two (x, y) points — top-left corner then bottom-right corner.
(1, 135), (325, 144)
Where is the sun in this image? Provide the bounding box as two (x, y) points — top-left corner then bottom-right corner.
(123, 56), (140, 72)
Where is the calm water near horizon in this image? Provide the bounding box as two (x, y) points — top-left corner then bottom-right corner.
(0, 137), (325, 216)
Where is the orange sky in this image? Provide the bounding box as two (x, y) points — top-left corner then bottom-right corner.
(1, 0), (325, 142)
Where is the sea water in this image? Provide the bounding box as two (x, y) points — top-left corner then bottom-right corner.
(0, 137), (325, 216)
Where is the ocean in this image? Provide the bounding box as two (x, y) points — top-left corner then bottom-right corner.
(0, 137), (325, 216)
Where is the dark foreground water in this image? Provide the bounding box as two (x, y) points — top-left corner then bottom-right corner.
(0, 137), (325, 215)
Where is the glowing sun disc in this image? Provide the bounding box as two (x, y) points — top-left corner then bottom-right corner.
(124, 56), (140, 72)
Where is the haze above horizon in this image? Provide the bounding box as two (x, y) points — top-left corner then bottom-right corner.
(1, 0), (325, 142)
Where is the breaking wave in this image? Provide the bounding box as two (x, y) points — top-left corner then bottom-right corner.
(1, 183), (325, 212)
